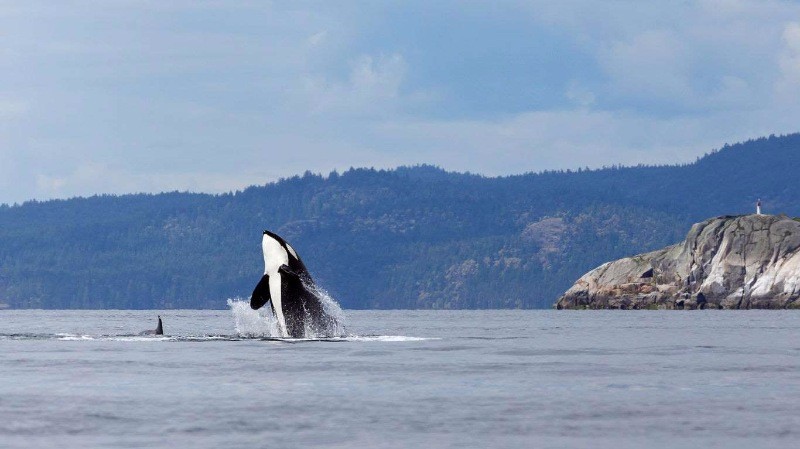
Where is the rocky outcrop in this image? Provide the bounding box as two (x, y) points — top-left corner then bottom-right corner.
(555, 215), (800, 309)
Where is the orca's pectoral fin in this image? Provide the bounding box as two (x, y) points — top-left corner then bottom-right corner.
(250, 274), (271, 310)
(280, 264), (316, 289)
(278, 264), (299, 279)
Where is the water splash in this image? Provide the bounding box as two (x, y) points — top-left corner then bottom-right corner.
(227, 290), (348, 338)
(303, 282), (348, 338)
(0, 332), (435, 343)
(227, 298), (281, 337)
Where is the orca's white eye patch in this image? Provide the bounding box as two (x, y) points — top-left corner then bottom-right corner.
(285, 244), (298, 259)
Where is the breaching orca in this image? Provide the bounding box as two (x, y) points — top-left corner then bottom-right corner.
(250, 230), (337, 338)
(139, 316), (163, 335)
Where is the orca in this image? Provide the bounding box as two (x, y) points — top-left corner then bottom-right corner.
(139, 316), (164, 335)
(250, 230), (337, 338)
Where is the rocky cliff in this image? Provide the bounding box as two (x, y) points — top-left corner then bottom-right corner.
(555, 215), (800, 309)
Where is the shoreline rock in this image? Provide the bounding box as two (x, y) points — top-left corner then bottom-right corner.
(555, 214), (800, 310)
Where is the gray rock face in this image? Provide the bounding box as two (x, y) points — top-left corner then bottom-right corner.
(555, 215), (800, 309)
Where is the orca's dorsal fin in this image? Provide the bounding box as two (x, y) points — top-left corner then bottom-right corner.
(155, 316), (163, 335)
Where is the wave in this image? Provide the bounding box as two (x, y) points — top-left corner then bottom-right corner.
(0, 332), (434, 343)
(0, 296), (426, 343)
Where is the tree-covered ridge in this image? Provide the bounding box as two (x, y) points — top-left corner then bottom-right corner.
(1, 133), (799, 309)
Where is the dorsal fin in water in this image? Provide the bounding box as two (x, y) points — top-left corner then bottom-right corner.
(138, 316), (164, 336)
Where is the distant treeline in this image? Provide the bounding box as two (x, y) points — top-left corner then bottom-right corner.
(1, 133), (799, 309)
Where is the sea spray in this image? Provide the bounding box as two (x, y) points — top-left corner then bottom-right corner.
(227, 298), (281, 337)
(302, 281), (348, 338)
(227, 288), (348, 338)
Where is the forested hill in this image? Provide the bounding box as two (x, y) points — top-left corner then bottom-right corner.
(2, 133), (799, 309)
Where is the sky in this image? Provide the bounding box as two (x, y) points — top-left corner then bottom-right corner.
(2, 0), (800, 204)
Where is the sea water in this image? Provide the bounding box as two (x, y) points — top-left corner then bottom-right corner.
(1, 309), (799, 449)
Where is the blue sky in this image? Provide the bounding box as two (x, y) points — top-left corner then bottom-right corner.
(2, 0), (800, 203)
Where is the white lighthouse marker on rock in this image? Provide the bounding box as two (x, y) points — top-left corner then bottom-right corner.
(756, 199), (762, 215)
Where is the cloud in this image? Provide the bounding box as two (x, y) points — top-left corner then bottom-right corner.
(307, 30), (328, 47)
(366, 106), (799, 176)
(565, 82), (596, 108)
(303, 53), (409, 116)
(0, 98), (28, 119)
(777, 22), (800, 98)
(525, 0), (798, 113)
(33, 162), (268, 198)
(2, 1), (800, 203)
(598, 30), (692, 109)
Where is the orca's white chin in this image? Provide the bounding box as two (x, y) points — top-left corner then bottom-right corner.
(268, 275), (289, 337)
